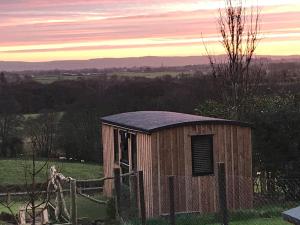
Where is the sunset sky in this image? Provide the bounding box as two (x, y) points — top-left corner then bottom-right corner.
(1, 0), (300, 62)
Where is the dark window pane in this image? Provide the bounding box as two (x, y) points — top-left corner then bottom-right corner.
(191, 135), (214, 176)
(131, 134), (137, 171)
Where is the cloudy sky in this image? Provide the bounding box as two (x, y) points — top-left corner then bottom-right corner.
(1, 0), (300, 61)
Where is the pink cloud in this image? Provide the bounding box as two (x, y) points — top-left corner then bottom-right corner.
(0, 0), (300, 58)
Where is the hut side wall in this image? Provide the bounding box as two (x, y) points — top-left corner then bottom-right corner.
(102, 124), (114, 196)
(150, 124), (252, 216)
(136, 133), (153, 217)
(102, 123), (154, 217)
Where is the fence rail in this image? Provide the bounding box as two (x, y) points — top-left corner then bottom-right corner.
(113, 164), (300, 225)
(1, 167), (300, 225)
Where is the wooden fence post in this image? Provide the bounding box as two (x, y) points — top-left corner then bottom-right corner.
(218, 162), (228, 225)
(6, 192), (11, 204)
(138, 171), (146, 225)
(169, 176), (176, 225)
(70, 179), (77, 225)
(130, 174), (138, 211)
(114, 168), (121, 218)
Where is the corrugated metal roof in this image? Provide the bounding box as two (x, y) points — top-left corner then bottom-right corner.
(101, 111), (250, 133)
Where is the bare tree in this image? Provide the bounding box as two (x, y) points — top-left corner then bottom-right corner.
(22, 150), (50, 225)
(20, 112), (60, 224)
(26, 112), (59, 158)
(0, 153), (52, 225)
(205, 0), (263, 119)
(0, 196), (20, 224)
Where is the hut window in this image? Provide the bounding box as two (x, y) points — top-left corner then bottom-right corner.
(191, 135), (214, 176)
(113, 129), (119, 163)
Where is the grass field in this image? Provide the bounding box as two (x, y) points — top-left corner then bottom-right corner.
(0, 159), (103, 185)
(33, 75), (84, 84)
(109, 71), (187, 78)
(31, 71), (191, 83)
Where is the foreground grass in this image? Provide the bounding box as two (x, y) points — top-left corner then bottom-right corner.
(144, 216), (289, 225)
(139, 203), (296, 225)
(0, 159), (103, 185)
(0, 195), (108, 222)
(220, 217), (289, 225)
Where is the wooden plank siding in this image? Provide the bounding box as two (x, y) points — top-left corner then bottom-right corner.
(102, 123), (155, 217)
(150, 124), (252, 216)
(102, 122), (252, 218)
(102, 124), (114, 196)
(136, 133), (153, 217)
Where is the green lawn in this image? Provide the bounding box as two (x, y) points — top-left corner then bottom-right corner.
(71, 194), (107, 221)
(217, 217), (289, 225)
(144, 216), (289, 225)
(0, 194), (108, 222)
(0, 157), (106, 222)
(0, 159), (103, 185)
(141, 204), (296, 225)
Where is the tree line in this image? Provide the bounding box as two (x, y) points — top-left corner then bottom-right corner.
(0, 71), (299, 177)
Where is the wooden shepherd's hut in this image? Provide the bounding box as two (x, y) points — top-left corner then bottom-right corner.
(101, 111), (253, 218)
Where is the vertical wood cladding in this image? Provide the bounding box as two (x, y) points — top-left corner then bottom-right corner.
(102, 124), (114, 196)
(102, 123), (252, 218)
(151, 124), (252, 216)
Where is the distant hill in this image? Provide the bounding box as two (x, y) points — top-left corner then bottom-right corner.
(0, 55), (299, 71)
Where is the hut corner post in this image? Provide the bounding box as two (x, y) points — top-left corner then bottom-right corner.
(218, 162), (228, 225)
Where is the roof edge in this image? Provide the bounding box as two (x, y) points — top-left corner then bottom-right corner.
(101, 118), (252, 133)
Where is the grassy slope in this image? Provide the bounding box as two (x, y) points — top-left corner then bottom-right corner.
(0, 159), (103, 185)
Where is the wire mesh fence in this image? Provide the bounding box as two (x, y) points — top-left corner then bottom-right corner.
(115, 169), (300, 225)
(1, 167), (300, 225)
(75, 181), (108, 224)
(0, 178), (108, 225)
(0, 182), (57, 225)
